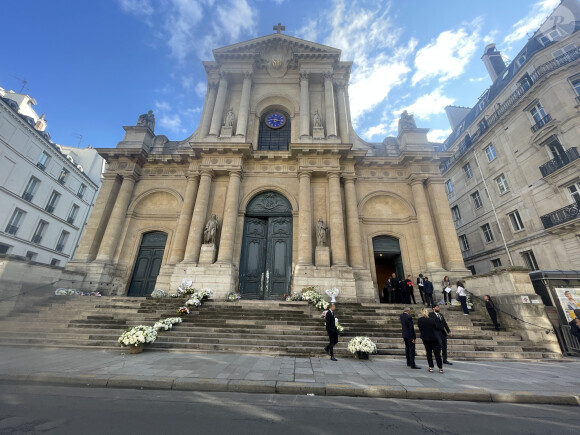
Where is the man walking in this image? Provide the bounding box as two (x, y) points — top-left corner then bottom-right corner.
(324, 303), (338, 361)
(416, 274), (426, 305)
(400, 307), (420, 369)
(429, 304), (453, 365)
(423, 276), (434, 308)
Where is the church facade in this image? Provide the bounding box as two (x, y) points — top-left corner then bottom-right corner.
(65, 32), (468, 301)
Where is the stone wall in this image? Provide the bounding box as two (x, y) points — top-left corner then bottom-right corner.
(463, 266), (561, 354)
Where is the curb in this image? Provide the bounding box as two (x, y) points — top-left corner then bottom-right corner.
(1, 374), (578, 406)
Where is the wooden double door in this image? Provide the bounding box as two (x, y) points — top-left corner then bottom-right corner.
(127, 231), (167, 297)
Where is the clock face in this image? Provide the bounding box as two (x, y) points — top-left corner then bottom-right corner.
(265, 112), (286, 129)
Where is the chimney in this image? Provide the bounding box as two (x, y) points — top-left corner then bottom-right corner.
(481, 43), (506, 82)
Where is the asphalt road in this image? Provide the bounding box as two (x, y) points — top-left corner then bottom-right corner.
(0, 384), (578, 434)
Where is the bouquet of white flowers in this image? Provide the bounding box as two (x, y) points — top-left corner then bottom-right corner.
(302, 289), (330, 311)
(198, 288), (213, 300)
(347, 336), (377, 355)
(178, 279), (196, 295)
(54, 288), (78, 296)
(226, 292), (241, 302)
(118, 325), (157, 347)
(335, 318), (344, 335)
(289, 292), (302, 301)
(185, 297), (201, 307)
(151, 289), (167, 298)
(153, 317), (183, 331)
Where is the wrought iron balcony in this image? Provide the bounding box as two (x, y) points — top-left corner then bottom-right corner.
(540, 147), (580, 177)
(5, 225), (19, 235)
(55, 243), (65, 252)
(22, 192), (34, 202)
(45, 204), (55, 214)
(67, 216), (75, 224)
(540, 200), (580, 229)
(531, 114), (552, 133)
(31, 234), (43, 244)
(36, 162), (46, 171)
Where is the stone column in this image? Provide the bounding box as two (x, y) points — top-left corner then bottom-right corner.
(95, 174), (137, 262)
(168, 172), (200, 264)
(426, 179), (466, 270)
(323, 72), (337, 138)
(73, 173), (119, 262)
(217, 171), (242, 263)
(199, 82), (218, 138)
(328, 172), (347, 266)
(209, 74), (229, 136)
(299, 72), (310, 138)
(336, 81), (349, 143)
(297, 171), (313, 265)
(236, 73), (252, 138)
(183, 170), (214, 263)
(410, 178), (442, 270)
(343, 175), (364, 268)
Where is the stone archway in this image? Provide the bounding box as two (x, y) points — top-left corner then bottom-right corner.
(373, 236), (403, 302)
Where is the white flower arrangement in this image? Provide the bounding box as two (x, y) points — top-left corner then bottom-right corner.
(54, 288), (78, 296)
(118, 325), (157, 347)
(289, 292), (302, 301)
(347, 336), (377, 355)
(169, 293), (180, 298)
(226, 292), (241, 302)
(336, 321), (344, 335)
(302, 289), (330, 311)
(151, 289), (167, 298)
(178, 279), (196, 295)
(198, 288), (214, 299)
(185, 297), (201, 307)
(154, 317), (183, 331)
(177, 306), (190, 315)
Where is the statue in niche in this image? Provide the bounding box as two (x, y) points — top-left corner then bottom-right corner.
(203, 214), (218, 245)
(316, 217), (328, 247)
(137, 110), (155, 132)
(224, 108), (235, 128)
(313, 109), (322, 128)
(398, 110), (416, 133)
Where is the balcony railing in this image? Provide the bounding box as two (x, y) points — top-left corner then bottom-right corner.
(22, 192), (34, 202)
(55, 243), (65, 252)
(31, 234), (43, 244)
(67, 216), (75, 224)
(36, 162), (46, 171)
(440, 47), (580, 174)
(45, 204), (55, 214)
(5, 225), (19, 235)
(540, 200), (580, 229)
(531, 114), (552, 132)
(540, 147), (580, 177)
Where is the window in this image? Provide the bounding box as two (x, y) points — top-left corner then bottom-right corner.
(481, 223), (494, 243)
(55, 231), (69, 252)
(45, 191), (60, 214)
(67, 205), (80, 225)
(50, 258), (61, 267)
(445, 179), (454, 196)
(37, 152), (50, 170)
(485, 144), (497, 162)
(521, 250), (539, 270)
(459, 234), (470, 252)
(77, 183), (87, 199)
(471, 191), (483, 209)
(463, 162), (473, 179)
(22, 177), (40, 201)
(257, 110), (291, 151)
(478, 118), (488, 133)
(31, 220), (48, 244)
(491, 258), (502, 268)
(553, 43), (576, 59)
(58, 168), (69, 185)
(495, 174), (509, 194)
(451, 206), (461, 223)
(0, 243), (11, 254)
(5, 209), (25, 235)
(567, 182), (580, 203)
(25, 251), (37, 261)
(530, 103), (549, 131)
(508, 210), (525, 231)
(571, 78), (580, 96)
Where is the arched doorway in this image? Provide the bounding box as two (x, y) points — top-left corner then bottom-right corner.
(373, 236), (404, 302)
(239, 192), (292, 299)
(127, 231), (167, 297)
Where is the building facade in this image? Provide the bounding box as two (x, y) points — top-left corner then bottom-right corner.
(440, 0), (580, 275)
(0, 88), (103, 266)
(65, 32), (468, 300)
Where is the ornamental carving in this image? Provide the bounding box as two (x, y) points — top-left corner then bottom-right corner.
(261, 44), (293, 78)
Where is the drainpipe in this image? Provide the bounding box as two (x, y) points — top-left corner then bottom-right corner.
(473, 150), (514, 266)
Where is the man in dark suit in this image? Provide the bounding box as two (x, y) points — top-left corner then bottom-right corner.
(429, 304), (453, 365)
(423, 276), (434, 308)
(400, 307), (420, 369)
(387, 273), (399, 304)
(324, 303), (338, 361)
(416, 274), (426, 305)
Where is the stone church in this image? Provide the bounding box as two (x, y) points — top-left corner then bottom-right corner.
(65, 29), (468, 301)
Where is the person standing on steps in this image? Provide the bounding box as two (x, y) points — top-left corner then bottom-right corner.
(429, 304), (453, 365)
(324, 303), (338, 361)
(400, 307), (420, 369)
(418, 308), (444, 374)
(456, 281), (469, 315)
(405, 275), (416, 304)
(484, 295), (500, 330)
(441, 276), (451, 305)
(417, 274), (426, 305)
(423, 277), (434, 308)
(387, 273), (399, 304)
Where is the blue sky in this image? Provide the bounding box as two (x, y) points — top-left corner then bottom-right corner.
(1, 0), (562, 149)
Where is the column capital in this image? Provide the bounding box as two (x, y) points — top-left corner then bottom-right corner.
(298, 171), (312, 179)
(342, 174), (357, 183)
(185, 170), (200, 179)
(228, 170), (243, 179)
(299, 71), (310, 81)
(335, 79), (348, 90)
(424, 177), (445, 187)
(200, 169), (215, 179)
(218, 71), (230, 81)
(322, 71), (334, 81)
(409, 177), (427, 186)
(327, 171), (341, 180)
(207, 81), (219, 91)
(242, 71), (254, 81)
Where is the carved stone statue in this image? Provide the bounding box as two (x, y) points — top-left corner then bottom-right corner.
(224, 109), (235, 128)
(203, 214), (218, 245)
(398, 110), (416, 133)
(313, 109), (322, 128)
(137, 110), (155, 132)
(316, 217), (328, 247)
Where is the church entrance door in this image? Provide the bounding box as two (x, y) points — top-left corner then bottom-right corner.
(127, 231), (167, 297)
(238, 192), (292, 300)
(373, 236), (404, 302)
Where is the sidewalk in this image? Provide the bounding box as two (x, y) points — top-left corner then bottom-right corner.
(0, 346), (579, 406)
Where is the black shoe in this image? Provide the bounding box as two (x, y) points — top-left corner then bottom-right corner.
(411, 365), (421, 369)
(330, 357), (337, 361)
(443, 361), (453, 365)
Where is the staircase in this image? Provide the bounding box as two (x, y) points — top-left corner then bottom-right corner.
(0, 296), (562, 360)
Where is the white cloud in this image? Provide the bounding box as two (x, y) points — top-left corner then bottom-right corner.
(194, 81), (207, 98)
(503, 0), (560, 45)
(412, 20), (482, 85)
(362, 123), (388, 141)
(154, 101), (171, 112)
(160, 114), (183, 132)
(118, 0), (153, 16)
(469, 76), (487, 83)
(399, 88), (455, 121)
(427, 128), (452, 143)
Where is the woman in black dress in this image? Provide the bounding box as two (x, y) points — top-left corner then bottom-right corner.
(484, 295), (500, 331)
(417, 308), (443, 373)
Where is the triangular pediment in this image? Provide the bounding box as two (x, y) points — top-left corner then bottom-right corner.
(212, 33), (342, 62)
